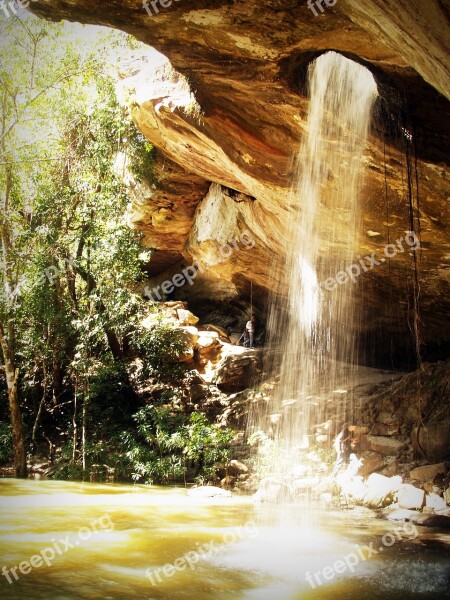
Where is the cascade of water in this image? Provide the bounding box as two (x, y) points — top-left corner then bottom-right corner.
(251, 52), (378, 479)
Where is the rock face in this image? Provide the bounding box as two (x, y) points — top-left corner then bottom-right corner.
(360, 360), (450, 467)
(140, 300), (261, 393)
(29, 0), (450, 366)
(409, 463), (447, 482)
(411, 420), (450, 462)
(367, 436), (404, 456)
(213, 350), (262, 392)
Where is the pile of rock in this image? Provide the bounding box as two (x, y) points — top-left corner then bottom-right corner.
(335, 464), (450, 525)
(358, 360), (450, 480)
(141, 301), (263, 394)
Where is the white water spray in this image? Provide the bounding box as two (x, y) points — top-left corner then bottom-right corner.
(253, 52), (378, 476)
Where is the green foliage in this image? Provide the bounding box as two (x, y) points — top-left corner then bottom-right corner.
(88, 363), (138, 423)
(125, 409), (234, 485)
(0, 16), (235, 489)
(0, 423), (13, 465)
(132, 323), (190, 380)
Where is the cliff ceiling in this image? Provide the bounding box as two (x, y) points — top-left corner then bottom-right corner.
(29, 0), (450, 365)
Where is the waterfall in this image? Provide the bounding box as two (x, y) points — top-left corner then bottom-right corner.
(251, 52), (378, 481)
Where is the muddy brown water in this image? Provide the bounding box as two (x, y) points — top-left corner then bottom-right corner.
(0, 479), (449, 599)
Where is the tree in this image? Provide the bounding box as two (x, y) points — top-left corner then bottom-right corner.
(0, 14), (151, 477)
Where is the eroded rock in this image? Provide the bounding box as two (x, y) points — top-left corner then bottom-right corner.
(397, 484), (426, 510)
(367, 436), (405, 456)
(409, 463), (447, 482)
(411, 420), (450, 462)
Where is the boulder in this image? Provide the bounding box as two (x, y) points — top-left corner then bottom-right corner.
(196, 334), (221, 356)
(200, 324), (230, 342)
(220, 476), (236, 490)
(189, 383), (209, 401)
(407, 513), (450, 528)
(409, 463), (446, 482)
(228, 459), (248, 475)
(291, 477), (320, 494)
(380, 458), (401, 478)
(386, 508), (418, 522)
(358, 451), (386, 477)
(338, 476), (368, 502)
(253, 477), (292, 503)
(397, 484), (426, 510)
(176, 308), (199, 325)
(370, 422), (400, 436)
(364, 473), (403, 507)
(425, 492), (447, 511)
(187, 486), (232, 498)
(411, 420), (450, 462)
(214, 353), (261, 391)
(179, 326), (199, 345)
(444, 487), (450, 505)
(367, 436), (405, 456)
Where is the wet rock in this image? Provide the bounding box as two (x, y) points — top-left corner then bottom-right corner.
(409, 462), (447, 482)
(221, 476), (236, 490)
(338, 476), (367, 502)
(358, 451), (386, 476)
(367, 436), (405, 456)
(187, 486), (232, 498)
(253, 477), (292, 503)
(228, 459), (248, 475)
(411, 420), (450, 462)
(385, 508), (418, 522)
(364, 473), (403, 507)
(425, 492), (447, 511)
(397, 484), (426, 510)
(407, 513), (450, 528)
(291, 477), (321, 494)
(444, 487), (450, 505)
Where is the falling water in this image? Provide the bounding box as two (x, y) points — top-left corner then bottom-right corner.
(253, 52), (378, 477)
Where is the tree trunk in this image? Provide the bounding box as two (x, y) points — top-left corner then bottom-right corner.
(0, 324), (27, 478)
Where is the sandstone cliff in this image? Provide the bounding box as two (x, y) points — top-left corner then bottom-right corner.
(29, 0), (450, 365)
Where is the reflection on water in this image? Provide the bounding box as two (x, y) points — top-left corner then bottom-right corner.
(0, 479), (449, 599)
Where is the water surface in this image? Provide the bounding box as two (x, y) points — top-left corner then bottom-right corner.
(0, 479), (449, 599)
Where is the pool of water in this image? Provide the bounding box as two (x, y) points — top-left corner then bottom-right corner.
(0, 479), (449, 599)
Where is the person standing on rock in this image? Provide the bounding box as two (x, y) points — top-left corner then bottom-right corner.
(245, 315), (256, 348)
(332, 422), (357, 476)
